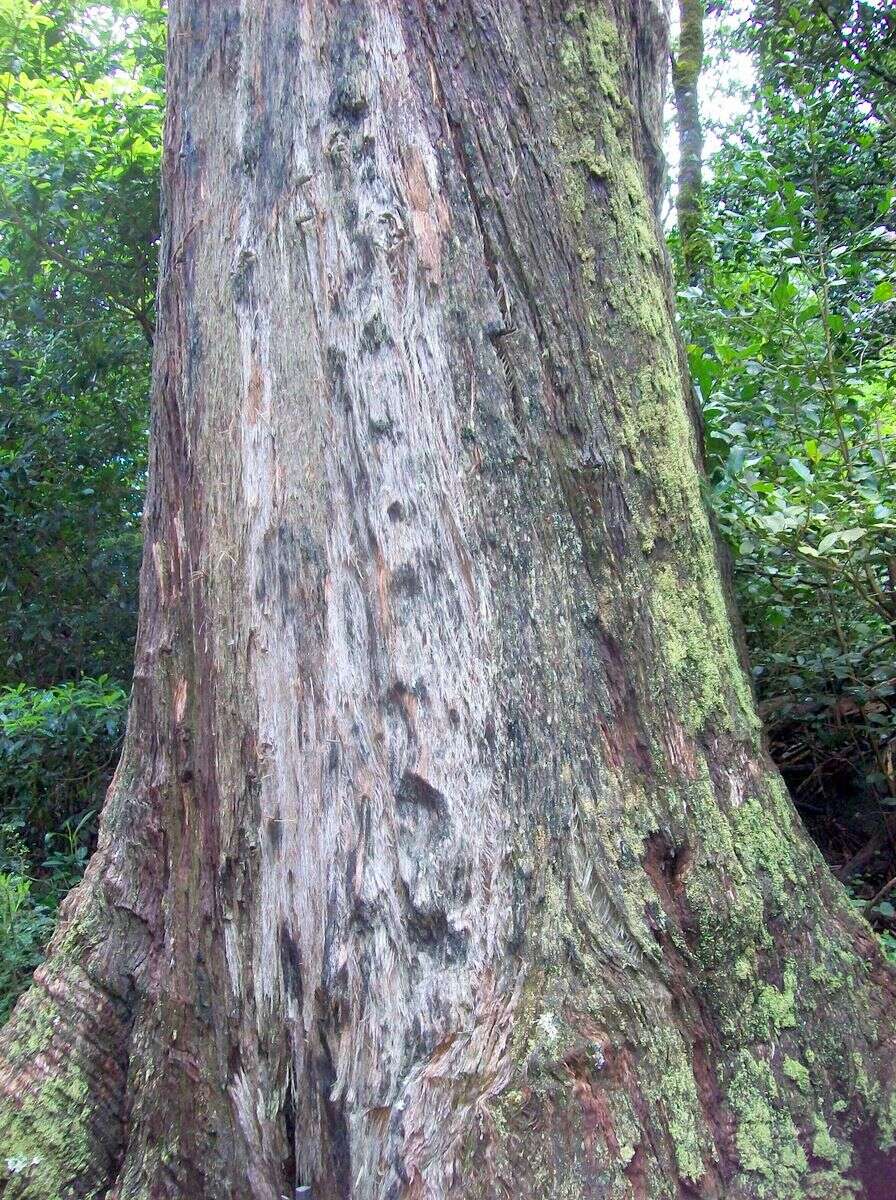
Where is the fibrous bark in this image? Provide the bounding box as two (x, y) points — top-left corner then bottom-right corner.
(2, 2), (895, 1198)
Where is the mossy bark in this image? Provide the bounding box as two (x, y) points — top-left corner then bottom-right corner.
(1, 2), (895, 1198)
(672, 0), (708, 281)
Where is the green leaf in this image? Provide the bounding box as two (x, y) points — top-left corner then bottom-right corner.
(839, 528), (866, 544)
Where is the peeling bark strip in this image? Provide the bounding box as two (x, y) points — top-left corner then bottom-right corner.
(2, 3), (896, 1198)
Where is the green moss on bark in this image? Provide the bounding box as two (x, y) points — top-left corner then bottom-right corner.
(728, 1053), (808, 1197)
(0, 1062), (95, 1200)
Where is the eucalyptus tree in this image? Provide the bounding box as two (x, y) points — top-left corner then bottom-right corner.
(1, 3), (895, 1199)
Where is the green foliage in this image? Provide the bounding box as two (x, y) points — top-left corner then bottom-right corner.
(672, 2), (896, 890)
(0, 0), (164, 336)
(0, 677), (127, 841)
(0, 0), (163, 684)
(0, 0), (162, 1021)
(0, 817), (91, 1022)
(0, 359), (148, 683)
(0, 678), (125, 1019)
(748, 0), (896, 126)
(0, 843), (55, 1023)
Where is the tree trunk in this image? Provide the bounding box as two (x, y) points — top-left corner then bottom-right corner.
(672, 0), (706, 281)
(2, 3), (895, 1198)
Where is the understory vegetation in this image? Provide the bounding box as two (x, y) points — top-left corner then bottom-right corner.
(0, 0), (893, 1017)
(670, 0), (896, 947)
(0, 0), (161, 1014)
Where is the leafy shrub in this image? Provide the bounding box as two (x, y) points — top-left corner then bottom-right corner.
(683, 207), (896, 836)
(0, 0), (162, 686)
(0, 868), (53, 1022)
(0, 677), (127, 848)
(0, 814), (93, 1022)
(0, 1), (154, 1022)
(672, 1), (896, 909)
(0, 679), (127, 1018)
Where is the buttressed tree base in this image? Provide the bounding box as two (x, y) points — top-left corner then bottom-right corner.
(1, 2), (895, 1197)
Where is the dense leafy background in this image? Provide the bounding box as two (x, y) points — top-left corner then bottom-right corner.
(0, 0), (162, 686)
(0, 0), (893, 1015)
(672, 0), (896, 931)
(0, 675), (126, 1019)
(0, 0), (161, 1013)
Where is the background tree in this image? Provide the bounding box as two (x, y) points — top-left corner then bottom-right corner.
(672, 0), (708, 281)
(1, 3), (895, 1199)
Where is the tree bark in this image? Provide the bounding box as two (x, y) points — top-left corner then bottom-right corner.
(2, 2), (895, 1198)
(672, 0), (707, 281)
